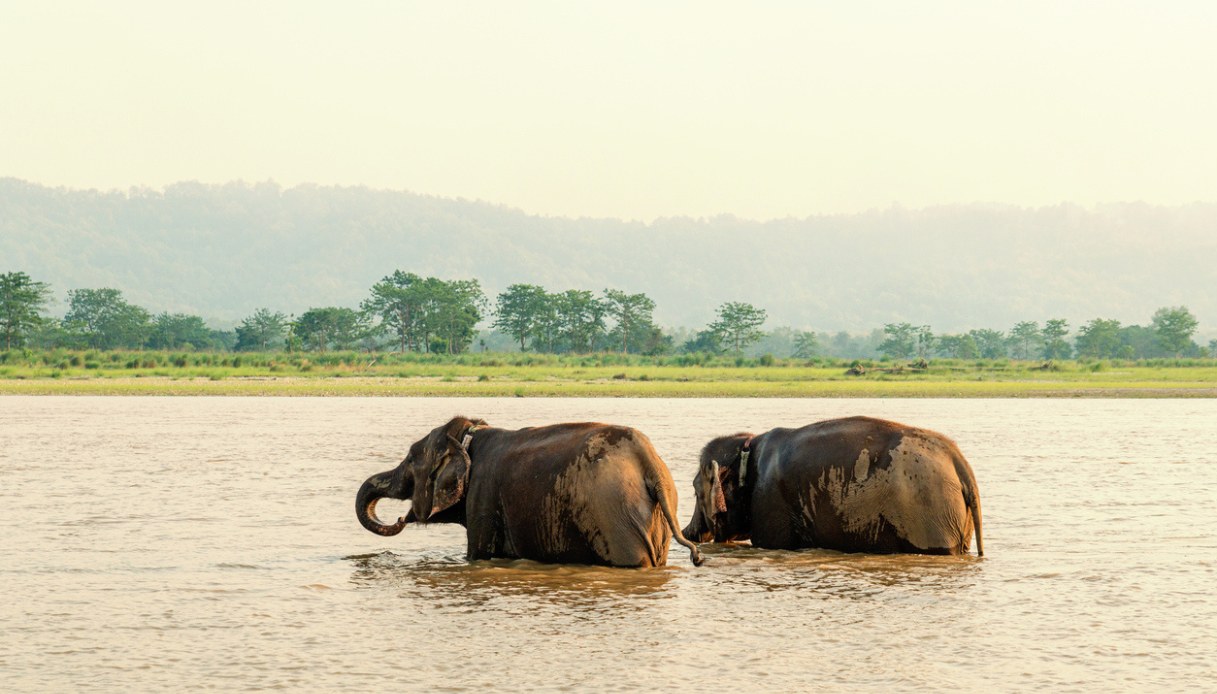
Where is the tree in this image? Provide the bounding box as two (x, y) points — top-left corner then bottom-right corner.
(682, 328), (722, 354)
(363, 272), (485, 354)
(878, 323), (917, 360)
(531, 293), (562, 353)
(792, 330), (820, 359)
(146, 312), (213, 350)
(968, 329), (1008, 359)
(936, 334), (979, 359)
(637, 324), (674, 356)
(63, 288), (152, 349)
(1117, 324), (1158, 359)
(708, 302), (767, 355)
(1209, 339), (1217, 359)
(1075, 318), (1122, 359)
(362, 271), (425, 352)
(1, 271), (53, 349)
(555, 290), (606, 353)
(235, 308), (287, 351)
(1008, 321), (1042, 360)
(493, 284), (548, 351)
(915, 325), (935, 359)
(1151, 306), (1199, 357)
(427, 279), (486, 354)
(603, 289), (656, 354)
(208, 329), (237, 352)
(294, 307), (365, 351)
(1042, 319), (1071, 360)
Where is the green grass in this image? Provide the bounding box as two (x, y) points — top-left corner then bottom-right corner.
(1, 349), (1215, 396)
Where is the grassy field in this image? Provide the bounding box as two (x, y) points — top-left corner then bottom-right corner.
(2, 349), (1215, 397)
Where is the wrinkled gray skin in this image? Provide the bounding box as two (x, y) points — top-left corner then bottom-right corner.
(683, 416), (984, 556)
(357, 416), (703, 567)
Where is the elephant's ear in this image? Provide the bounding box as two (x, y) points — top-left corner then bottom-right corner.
(431, 434), (472, 516)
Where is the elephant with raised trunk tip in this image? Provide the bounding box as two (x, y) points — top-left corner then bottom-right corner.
(683, 416), (984, 556)
(357, 416), (704, 567)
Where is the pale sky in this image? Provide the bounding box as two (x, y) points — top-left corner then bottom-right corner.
(3, 1), (1215, 220)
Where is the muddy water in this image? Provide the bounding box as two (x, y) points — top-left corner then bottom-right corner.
(2, 396), (1214, 691)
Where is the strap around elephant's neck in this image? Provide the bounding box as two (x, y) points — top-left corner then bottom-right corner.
(460, 423), (486, 450)
(738, 436), (755, 486)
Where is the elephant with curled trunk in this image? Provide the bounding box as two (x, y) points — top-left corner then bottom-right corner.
(357, 416), (703, 567)
(683, 416), (984, 556)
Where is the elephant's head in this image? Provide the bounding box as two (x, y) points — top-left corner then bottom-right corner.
(682, 433), (753, 544)
(356, 416), (488, 535)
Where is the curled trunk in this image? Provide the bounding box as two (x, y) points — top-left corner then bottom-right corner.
(355, 469), (411, 536)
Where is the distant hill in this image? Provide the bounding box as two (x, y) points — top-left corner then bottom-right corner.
(2, 178), (1214, 335)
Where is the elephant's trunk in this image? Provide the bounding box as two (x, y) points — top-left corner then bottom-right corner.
(682, 522), (712, 545)
(681, 522), (696, 542)
(683, 506), (713, 544)
(356, 469), (409, 536)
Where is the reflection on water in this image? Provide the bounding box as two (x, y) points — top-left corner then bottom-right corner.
(675, 543), (984, 599)
(3, 396), (1216, 691)
(347, 551), (678, 609)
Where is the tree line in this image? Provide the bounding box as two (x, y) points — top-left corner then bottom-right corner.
(2, 270), (1212, 359)
(871, 309), (1206, 360)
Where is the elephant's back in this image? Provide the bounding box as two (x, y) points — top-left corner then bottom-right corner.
(765, 417), (975, 554)
(474, 424), (666, 566)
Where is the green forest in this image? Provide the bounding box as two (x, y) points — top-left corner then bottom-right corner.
(3, 269), (1213, 362)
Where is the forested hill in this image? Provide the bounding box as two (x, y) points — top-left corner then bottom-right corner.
(2, 177), (1214, 332)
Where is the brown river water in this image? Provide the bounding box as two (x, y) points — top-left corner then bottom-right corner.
(2, 396), (1215, 692)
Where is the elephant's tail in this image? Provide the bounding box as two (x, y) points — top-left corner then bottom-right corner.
(633, 432), (704, 567)
(653, 476), (705, 567)
(960, 464), (984, 557)
(623, 426), (700, 567)
(952, 448), (984, 557)
(970, 488), (984, 557)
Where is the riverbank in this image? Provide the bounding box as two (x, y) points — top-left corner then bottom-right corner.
(3, 351), (1215, 397)
(3, 375), (1216, 397)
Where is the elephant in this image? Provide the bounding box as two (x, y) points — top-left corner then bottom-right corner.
(682, 416), (984, 556)
(357, 416), (704, 567)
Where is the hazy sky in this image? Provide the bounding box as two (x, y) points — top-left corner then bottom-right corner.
(3, 2), (1215, 220)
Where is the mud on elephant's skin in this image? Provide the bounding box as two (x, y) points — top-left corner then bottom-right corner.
(357, 416), (703, 567)
(683, 416), (984, 556)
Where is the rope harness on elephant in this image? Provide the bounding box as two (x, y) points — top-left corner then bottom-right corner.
(460, 423), (486, 451)
(739, 436), (754, 486)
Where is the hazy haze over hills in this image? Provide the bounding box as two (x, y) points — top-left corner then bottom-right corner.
(3, 178), (1213, 335)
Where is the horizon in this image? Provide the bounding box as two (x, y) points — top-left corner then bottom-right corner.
(7, 175), (1216, 226)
